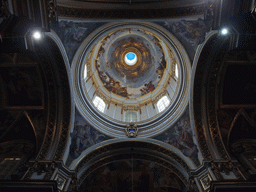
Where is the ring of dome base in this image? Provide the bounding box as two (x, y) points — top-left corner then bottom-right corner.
(121, 48), (142, 70)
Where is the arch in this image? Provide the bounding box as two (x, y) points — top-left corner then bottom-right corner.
(190, 28), (244, 160)
(69, 139), (197, 191)
(190, 30), (218, 162)
(0, 140), (34, 180)
(228, 109), (256, 152)
(29, 33), (72, 161)
(45, 30), (75, 164)
(190, 30), (231, 161)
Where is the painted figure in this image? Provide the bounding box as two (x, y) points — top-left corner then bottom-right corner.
(70, 122), (106, 159)
(140, 81), (155, 95)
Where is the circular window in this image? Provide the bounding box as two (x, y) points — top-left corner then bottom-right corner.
(125, 52), (137, 66)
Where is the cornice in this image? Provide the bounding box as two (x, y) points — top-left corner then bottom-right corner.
(57, 4), (206, 20)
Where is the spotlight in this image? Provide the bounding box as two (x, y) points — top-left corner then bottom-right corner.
(32, 31), (41, 39)
(221, 28), (228, 35)
(24, 28), (44, 50)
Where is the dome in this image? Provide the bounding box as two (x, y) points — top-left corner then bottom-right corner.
(72, 21), (191, 137)
(93, 26), (169, 100)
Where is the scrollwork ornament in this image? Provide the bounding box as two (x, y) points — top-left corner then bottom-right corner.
(47, 0), (57, 19)
(188, 176), (199, 192)
(67, 175), (78, 192)
(0, 0), (11, 18)
(208, 161), (238, 176)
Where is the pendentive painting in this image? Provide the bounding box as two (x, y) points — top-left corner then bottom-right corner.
(153, 108), (200, 166)
(66, 109), (111, 166)
(55, 21), (106, 62)
(163, 18), (211, 47)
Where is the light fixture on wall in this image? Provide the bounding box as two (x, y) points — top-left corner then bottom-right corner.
(24, 28), (44, 51)
(32, 31), (42, 40)
(219, 26), (239, 49)
(220, 28), (229, 35)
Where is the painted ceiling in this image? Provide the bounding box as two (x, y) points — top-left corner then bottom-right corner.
(96, 27), (167, 99)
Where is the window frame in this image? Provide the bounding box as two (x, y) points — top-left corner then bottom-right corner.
(157, 95), (170, 113)
(125, 111), (138, 122)
(93, 96), (106, 113)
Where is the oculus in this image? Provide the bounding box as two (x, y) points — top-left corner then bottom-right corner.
(125, 52), (137, 66)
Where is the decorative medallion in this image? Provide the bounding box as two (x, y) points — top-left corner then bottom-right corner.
(125, 123), (139, 137)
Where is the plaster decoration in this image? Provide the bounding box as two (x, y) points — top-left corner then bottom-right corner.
(200, 174), (211, 190)
(57, 3), (206, 20)
(36, 57), (57, 161)
(207, 45), (230, 160)
(47, 0), (58, 19)
(125, 123), (139, 137)
(32, 35), (72, 162)
(191, 31), (222, 160)
(0, 0), (11, 18)
(208, 161), (234, 175)
(54, 173), (66, 190)
(24, 161), (60, 180)
(44, 31), (73, 162)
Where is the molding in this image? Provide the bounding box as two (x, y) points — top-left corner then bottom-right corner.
(70, 139), (196, 191)
(70, 138), (197, 171)
(191, 30), (218, 160)
(45, 30), (74, 164)
(57, 2), (206, 20)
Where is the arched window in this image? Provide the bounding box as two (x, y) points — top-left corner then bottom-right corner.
(93, 96), (106, 113)
(157, 96), (170, 113)
(84, 65), (87, 79)
(175, 64), (178, 79)
(125, 111), (137, 122)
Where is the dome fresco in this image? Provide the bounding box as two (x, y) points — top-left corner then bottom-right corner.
(95, 27), (167, 99)
(73, 22), (191, 137)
